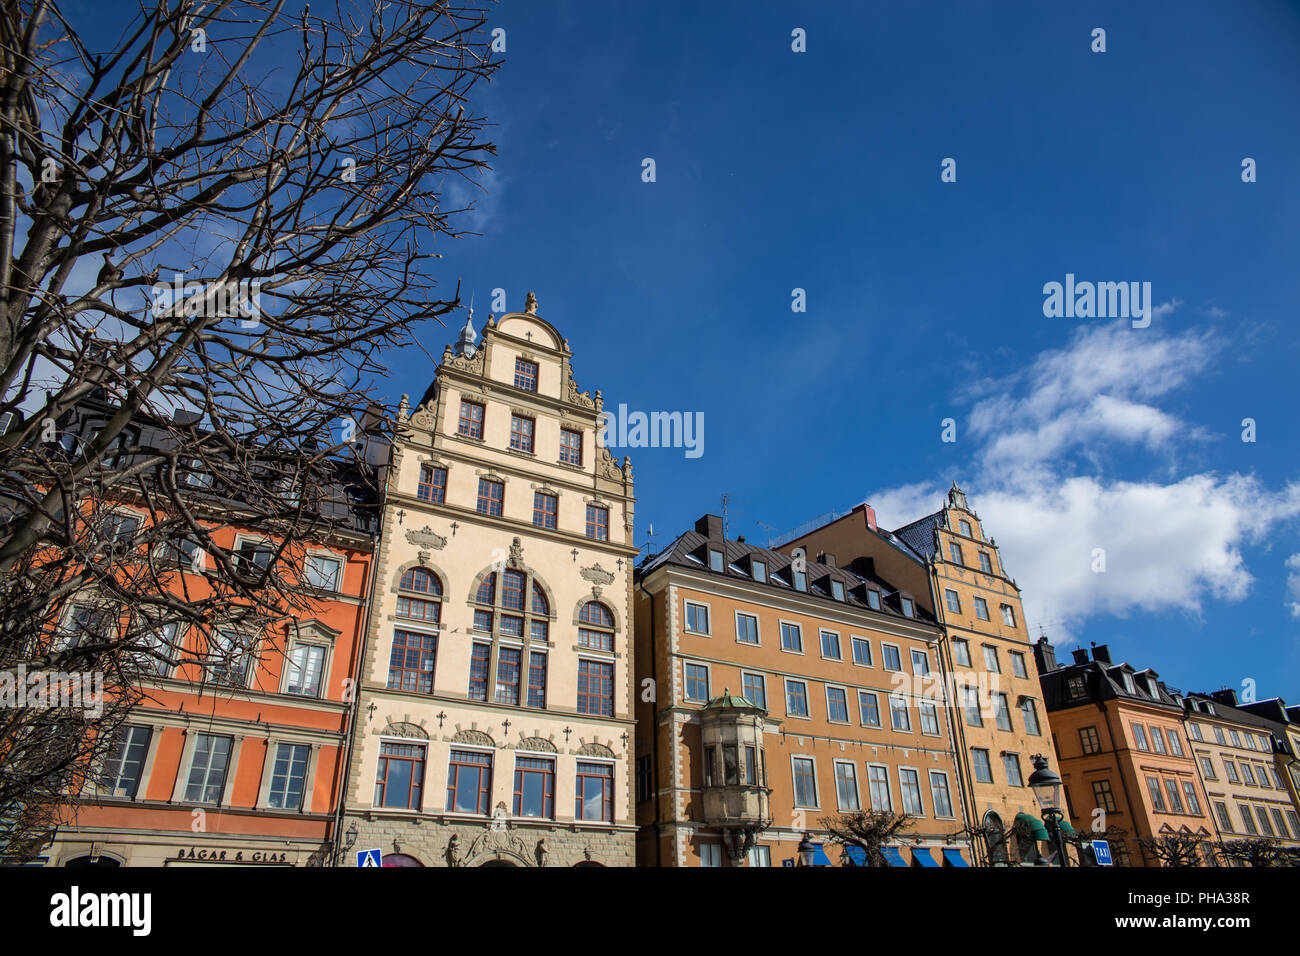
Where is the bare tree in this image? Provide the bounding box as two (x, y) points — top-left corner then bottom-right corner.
(1215, 837), (1295, 868)
(0, 0), (499, 858)
(1139, 830), (1206, 867)
(820, 810), (917, 867)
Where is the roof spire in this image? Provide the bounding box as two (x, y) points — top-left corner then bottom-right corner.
(455, 298), (478, 358)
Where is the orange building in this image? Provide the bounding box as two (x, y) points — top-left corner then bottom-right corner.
(635, 514), (973, 867)
(38, 398), (376, 867)
(1035, 639), (1216, 867)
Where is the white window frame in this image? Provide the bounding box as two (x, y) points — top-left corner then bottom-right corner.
(928, 770), (956, 819)
(778, 619), (804, 654)
(881, 642), (903, 672)
(790, 755), (819, 809)
(889, 694), (911, 733)
(733, 609), (760, 646)
(819, 628), (842, 661)
(867, 763), (893, 811)
(833, 759), (860, 811)
(683, 660), (712, 703)
(784, 678), (810, 719)
(918, 700), (941, 736)
(858, 690), (881, 728)
(825, 684), (850, 724)
(898, 766), (925, 816)
(850, 635), (873, 667)
(303, 550), (344, 592)
(683, 600), (711, 636)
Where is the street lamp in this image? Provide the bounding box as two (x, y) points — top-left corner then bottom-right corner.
(1028, 754), (1069, 867)
(797, 832), (816, 867)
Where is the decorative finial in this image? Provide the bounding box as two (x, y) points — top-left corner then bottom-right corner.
(455, 309), (477, 358)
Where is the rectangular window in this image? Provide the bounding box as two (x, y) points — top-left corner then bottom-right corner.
(973, 597), (990, 621)
(1214, 726), (1226, 744)
(953, 639), (972, 667)
(830, 579), (845, 601)
(285, 643), (325, 697)
(1224, 760), (1239, 784)
(1188, 722), (1203, 741)
(785, 679), (809, 717)
(962, 684), (984, 727)
(742, 672), (766, 710)
(267, 742), (310, 811)
(700, 843), (723, 867)
(527, 651), (547, 708)
(978, 551), (993, 573)
(708, 548), (724, 571)
(685, 663), (710, 702)
(1147, 776), (1166, 812)
(476, 478), (505, 516)
(446, 749), (492, 814)
(209, 628), (251, 687)
(1092, 780), (1117, 813)
(685, 602), (710, 635)
(417, 464), (447, 503)
(514, 358), (539, 392)
(1182, 782), (1202, 816)
(185, 733), (233, 803)
(820, 630), (841, 660)
(851, 637), (872, 666)
(958, 519), (973, 537)
(101, 725), (151, 799)
(304, 553), (342, 591)
(865, 589), (881, 611)
(1254, 807), (1274, 835)
(495, 646), (522, 705)
(1132, 724), (1149, 751)
(473, 609), (493, 632)
(792, 757), (818, 807)
(889, 695), (911, 732)
(747, 845), (772, 868)
(929, 771), (954, 818)
(948, 543), (963, 565)
(826, 686), (849, 723)
(513, 757), (555, 819)
(388, 629), (436, 694)
(983, 645), (1000, 672)
(780, 621), (802, 652)
(900, 596), (914, 617)
(868, 765), (892, 811)
(1241, 763), (1256, 786)
(882, 644), (902, 672)
(1079, 726), (1101, 754)
(1003, 753), (1023, 787)
(1021, 698), (1041, 735)
(919, 701), (940, 735)
(1238, 804), (1257, 835)
(1164, 779), (1184, 813)
(858, 691), (881, 727)
(993, 693), (1013, 731)
(374, 742), (425, 810)
(560, 428), (583, 465)
(791, 569), (807, 591)
(944, 588), (961, 613)
(735, 612), (759, 645)
(899, 768), (924, 815)
(585, 504), (609, 541)
(834, 762), (860, 811)
(509, 414), (535, 453)
(576, 762), (614, 822)
(458, 400), (485, 439)
(1199, 756), (1216, 779)
(468, 643), (490, 701)
(1010, 650), (1028, 678)
(577, 660), (614, 716)
(532, 492), (558, 529)
(910, 649), (930, 675)
(750, 559), (767, 583)
(1002, 605), (1017, 628)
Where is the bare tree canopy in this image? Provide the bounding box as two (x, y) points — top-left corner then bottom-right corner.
(820, 810), (917, 867)
(0, 0), (499, 858)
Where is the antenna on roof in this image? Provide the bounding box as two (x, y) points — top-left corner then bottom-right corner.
(641, 523), (656, 556)
(755, 520), (777, 548)
(721, 493), (730, 539)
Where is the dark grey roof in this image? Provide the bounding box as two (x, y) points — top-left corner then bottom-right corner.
(637, 519), (937, 626)
(1184, 692), (1286, 741)
(892, 511), (944, 561)
(1039, 657), (1183, 714)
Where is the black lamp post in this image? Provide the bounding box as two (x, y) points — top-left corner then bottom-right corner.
(1028, 754), (1069, 867)
(797, 832), (818, 867)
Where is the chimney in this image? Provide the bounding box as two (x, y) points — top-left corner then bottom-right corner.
(694, 514), (724, 539)
(863, 504), (878, 532)
(1210, 688), (1238, 708)
(818, 552), (837, 568)
(1090, 643), (1111, 664)
(1033, 637), (1058, 674)
(1071, 648), (1089, 666)
(849, 556), (876, 579)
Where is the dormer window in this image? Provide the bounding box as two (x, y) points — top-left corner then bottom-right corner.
(707, 548), (724, 572)
(1121, 672), (1136, 695)
(900, 596), (914, 617)
(865, 589), (881, 611)
(750, 558), (767, 583)
(830, 580), (845, 601)
(792, 569), (807, 592)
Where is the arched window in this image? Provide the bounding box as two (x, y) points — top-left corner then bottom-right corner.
(532, 583), (548, 615)
(397, 567), (442, 624)
(470, 565), (552, 706)
(578, 601), (614, 652)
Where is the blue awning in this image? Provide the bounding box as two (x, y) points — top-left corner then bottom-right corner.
(912, 847), (940, 867)
(842, 845), (867, 866)
(881, 846), (908, 868)
(941, 848), (970, 867)
(810, 844), (832, 867)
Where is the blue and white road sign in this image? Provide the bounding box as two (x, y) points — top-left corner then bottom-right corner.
(357, 848), (382, 868)
(1091, 839), (1113, 866)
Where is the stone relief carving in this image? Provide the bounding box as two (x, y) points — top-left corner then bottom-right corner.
(518, 736), (557, 753)
(507, 536), (524, 570)
(406, 526), (447, 550)
(450, 728), (494, 747)
(576, 742), (614, 758)
(579, 563), (616, 586)
(382, 720), (428, 739)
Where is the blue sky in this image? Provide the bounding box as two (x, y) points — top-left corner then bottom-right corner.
(390, 0), (1300, 699)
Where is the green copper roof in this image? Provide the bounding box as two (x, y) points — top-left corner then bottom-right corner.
(703, 688), (763, 711)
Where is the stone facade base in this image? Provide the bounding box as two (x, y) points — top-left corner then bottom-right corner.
(340, 814), (634, 868)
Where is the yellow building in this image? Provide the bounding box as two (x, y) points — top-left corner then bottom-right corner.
(783, 483), (1066, 864)
(339, 293), (638, 867)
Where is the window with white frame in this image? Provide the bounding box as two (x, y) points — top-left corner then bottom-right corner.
(929, 771), (954, 818)
(820, 629), (841, 660)
(785, 679), (809, 717)
(267, 742), (310, 810)
(826, 686), (849, 723)
(919, 701), (940, 735)
(735, 612), (759, 645)
(1010, 650), (1027, 678)
(684, 662), (710, 702)
(851, 636), (872, 666)
(899, 768), (924, 815)
(910, 648), (930, 675)
(834, 761), (860, 811)
(184, 733), (233, 803)
(858, 691), (881, 727)
(889, 695), (911, 732)
(100, 725), (151, 799)
(867, 764), (892, 811)
(304, 553), (342, 591)
(285, 643), (326, 697)
(684, 601), (710, 635)
(792, 757), (818, 807)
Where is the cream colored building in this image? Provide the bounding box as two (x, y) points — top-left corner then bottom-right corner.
(340, 293), (638, 867)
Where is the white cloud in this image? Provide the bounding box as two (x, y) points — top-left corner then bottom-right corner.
(866, 315), (1300, 643)
(1286, 553), (1300, 619)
